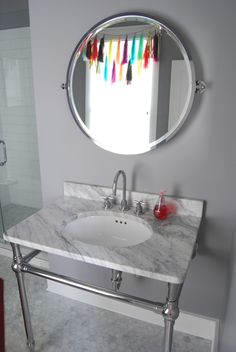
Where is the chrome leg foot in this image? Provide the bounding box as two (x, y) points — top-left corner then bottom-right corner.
(11, 243), (35, 351)
(162, 283), (183, 352)
(27, 341), (35, 351)
(111, 269), (122, 291)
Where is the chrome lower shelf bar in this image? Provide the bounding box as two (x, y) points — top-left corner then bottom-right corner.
(23, 250), (41, 264)
(20, 262), (164, 314)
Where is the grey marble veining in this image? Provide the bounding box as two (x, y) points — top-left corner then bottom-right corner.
(4, 183), (204, 284)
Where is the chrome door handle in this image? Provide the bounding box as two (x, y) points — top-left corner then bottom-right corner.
(0, 140), (7, 166)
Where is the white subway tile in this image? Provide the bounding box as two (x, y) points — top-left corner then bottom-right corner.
(0, 27), (42, 209)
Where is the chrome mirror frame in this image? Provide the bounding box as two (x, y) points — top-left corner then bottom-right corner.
(63, 13), (204, 155)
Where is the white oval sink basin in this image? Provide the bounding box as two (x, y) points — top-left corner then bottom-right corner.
(65, 213), (152, 247)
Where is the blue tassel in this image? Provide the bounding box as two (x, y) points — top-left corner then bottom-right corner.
(104, 55), (108, 81)
(130, 36), (136, 64)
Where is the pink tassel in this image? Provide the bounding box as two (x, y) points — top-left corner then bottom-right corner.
(111, 60), (116, 84)
(122, 36), (128, 65)
(116, 37), (121, 64)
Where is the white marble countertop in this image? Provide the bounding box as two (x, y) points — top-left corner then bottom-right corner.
(4, 185), (203, 284)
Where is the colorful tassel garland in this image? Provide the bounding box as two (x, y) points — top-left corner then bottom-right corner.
(86, 33), (158, 84)
(122, 36), (128, 65)
(116, 37), (121, 64)
(111, 61), (116, 84)
(153, 33), (159, 62)
(130, 36), (136, 64)
(104, 55), (108, 81)
(108, 39), (113, 63)
(98, 37), (104, 62)
(126, 60), (132, 84)
(86, 40), (92, 60)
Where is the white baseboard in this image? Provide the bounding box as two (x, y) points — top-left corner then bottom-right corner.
(48, 281), (218, 352)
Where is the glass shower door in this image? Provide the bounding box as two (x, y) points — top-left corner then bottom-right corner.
(0, 140), (8, 241)
(0, 26), (42, 247)
(0, 199), (5, 238)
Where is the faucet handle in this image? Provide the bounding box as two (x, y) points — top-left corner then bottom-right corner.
(134, 200), (145, 215)
(102, 195), (114, 209)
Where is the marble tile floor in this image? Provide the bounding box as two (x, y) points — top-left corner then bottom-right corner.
(0, 255), (211, 352)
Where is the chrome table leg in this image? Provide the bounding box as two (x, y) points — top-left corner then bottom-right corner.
(162, 283), (183, 352)
(11, 243), (35, 351)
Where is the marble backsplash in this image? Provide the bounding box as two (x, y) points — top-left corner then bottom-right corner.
(64, 181), (203, 218)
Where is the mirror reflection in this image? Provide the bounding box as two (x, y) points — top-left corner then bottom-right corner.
(67, 15), (194, 154)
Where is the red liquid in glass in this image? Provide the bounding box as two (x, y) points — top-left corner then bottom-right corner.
(153, 204), (169, 220)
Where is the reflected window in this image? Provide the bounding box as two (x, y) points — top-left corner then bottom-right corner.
(83, 27), (160, 153)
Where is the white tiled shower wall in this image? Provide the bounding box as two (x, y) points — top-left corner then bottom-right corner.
(0, 27), (42, 208)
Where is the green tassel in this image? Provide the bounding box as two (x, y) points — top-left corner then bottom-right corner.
(138, 35), (144, 61)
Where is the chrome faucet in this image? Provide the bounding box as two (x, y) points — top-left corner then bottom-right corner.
(112, 170), (129, 211)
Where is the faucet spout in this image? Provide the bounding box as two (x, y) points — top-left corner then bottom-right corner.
(112, 170), (129, 211)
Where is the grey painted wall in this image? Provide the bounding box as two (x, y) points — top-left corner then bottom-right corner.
(28, 0), (236, 321)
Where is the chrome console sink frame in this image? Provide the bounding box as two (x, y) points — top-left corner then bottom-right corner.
(11, 243), (182, 352)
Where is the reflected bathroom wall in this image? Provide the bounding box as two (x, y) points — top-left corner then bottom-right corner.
(0, 16), (42, 241)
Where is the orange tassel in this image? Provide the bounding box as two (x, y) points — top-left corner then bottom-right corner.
(116, 37), (121, 64)
(119, 63), (123, 81)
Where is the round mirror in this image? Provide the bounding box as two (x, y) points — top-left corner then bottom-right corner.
(66, 13), (195, 155)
